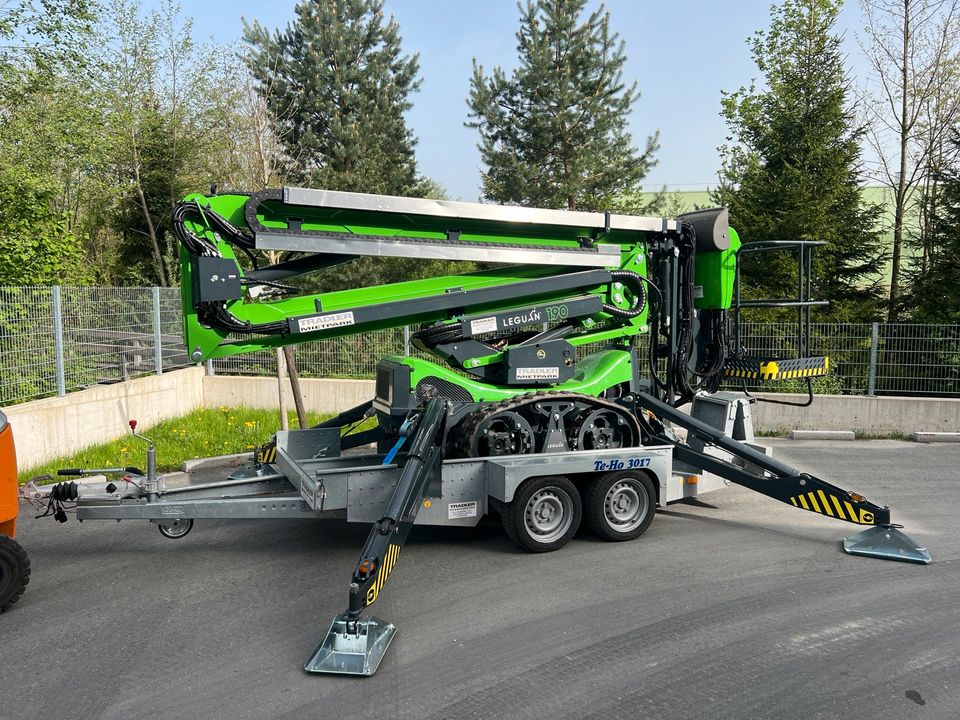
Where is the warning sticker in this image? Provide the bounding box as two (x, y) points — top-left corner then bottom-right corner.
(470, 316), (498, 335)
(516, 367), (560, 380)
(692, 285), (704, 299)
(298, 311), (355, 333)
(448, 501), (478, 519)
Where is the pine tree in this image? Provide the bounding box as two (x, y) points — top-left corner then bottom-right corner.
(467, 0), (658, 211)
(910, 134), (960, 322)
(244, 0), (423, 195)
(715, 0), (885, 322)
(244, 0), (465, 291)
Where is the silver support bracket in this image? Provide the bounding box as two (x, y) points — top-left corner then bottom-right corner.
(304, 613), (397, 676)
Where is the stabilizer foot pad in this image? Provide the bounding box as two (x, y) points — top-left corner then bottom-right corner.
(843, 526), (932, 564)
(304, 614), (397, 676)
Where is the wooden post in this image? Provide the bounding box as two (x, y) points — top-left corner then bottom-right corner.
(283, 345), (308, 429)
(276, 347), (289, 431)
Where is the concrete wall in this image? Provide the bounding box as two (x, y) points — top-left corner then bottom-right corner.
(6, 370), (958, 469)
(751, 393), (960, 435)
(207, 378), (959, 436)
(202, 375), (375, 415)
(3, 367), (205, 468)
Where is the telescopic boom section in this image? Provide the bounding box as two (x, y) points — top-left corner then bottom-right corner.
(174, 188), (674, 364)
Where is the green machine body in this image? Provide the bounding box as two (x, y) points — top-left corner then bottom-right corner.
(694, 227), (741, 310)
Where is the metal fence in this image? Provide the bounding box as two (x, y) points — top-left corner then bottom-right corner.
(0, 286), (189, 405)
(1, 286), (958, 405)
(733, 322), (960, 396)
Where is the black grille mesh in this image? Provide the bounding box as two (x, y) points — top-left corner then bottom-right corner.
(416, 376), (473, 403)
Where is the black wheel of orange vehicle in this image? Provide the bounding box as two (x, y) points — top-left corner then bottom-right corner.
(0, 535), (30, 611)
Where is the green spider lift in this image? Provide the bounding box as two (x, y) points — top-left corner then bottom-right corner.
(34, 186), (930, 676)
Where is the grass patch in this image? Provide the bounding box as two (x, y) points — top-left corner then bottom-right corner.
(853, 430), (911, 440)
(756, 428), (912, 440)
(20, 406), (332, 483)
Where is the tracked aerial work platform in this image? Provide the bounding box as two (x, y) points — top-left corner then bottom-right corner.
(25, 186), (931, 676)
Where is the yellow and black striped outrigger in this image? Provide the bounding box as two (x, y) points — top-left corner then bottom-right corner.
(637, 391), (892, 528)
(790, 488), (877, 525)
(724, 355), (830, 382)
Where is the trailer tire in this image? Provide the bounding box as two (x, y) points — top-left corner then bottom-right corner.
(584, 470), (656, 541)
(502, 475), (581, 553)
(0, 535), (30, 611)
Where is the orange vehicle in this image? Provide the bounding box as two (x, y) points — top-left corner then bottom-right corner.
(0, 409), (29, 610)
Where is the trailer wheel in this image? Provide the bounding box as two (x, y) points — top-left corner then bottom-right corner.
(157, 518), (193, 539)
(502, 476), (581, 553)
(0, 535), (30, 611)
(584, 471), (656, 541)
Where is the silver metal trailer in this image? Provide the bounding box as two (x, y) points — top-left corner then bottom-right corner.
(23, 397), (746, 674)
(37, 394), (759, 538)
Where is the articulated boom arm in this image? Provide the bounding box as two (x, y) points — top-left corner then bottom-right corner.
(175, 188), (678, 369)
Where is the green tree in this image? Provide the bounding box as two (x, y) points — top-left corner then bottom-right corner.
(467, 0), (657, 211)
(243, 0), (423, 195)
(859, 0), (960, 321)
(715, 0), (885, 321)
(910, 133), (960, 322)
(0, 0), (94, 75)
(0, 0), (96, 285)
(92, 0), (251, 285)
(0, 167), (89, 284)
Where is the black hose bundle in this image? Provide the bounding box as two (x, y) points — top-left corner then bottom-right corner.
(172, 200), (256, 262)
(691, 310), (728, 394)
(644, 221), (730, 404)
(172, 201), (288, 336)
(670, 223), (698, 402)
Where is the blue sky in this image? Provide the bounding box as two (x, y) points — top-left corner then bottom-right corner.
(179, 0), (870, 201)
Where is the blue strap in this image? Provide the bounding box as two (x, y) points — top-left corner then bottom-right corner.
(382, 419), (412, 465)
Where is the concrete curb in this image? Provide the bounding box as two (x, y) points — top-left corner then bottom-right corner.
(788, 430), (855, 441)
(912, 431), (960, 443)
(182, 452), (252, 472)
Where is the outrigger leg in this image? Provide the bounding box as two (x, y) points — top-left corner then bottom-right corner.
(305, 397), (448, 675)
(635, 392), (932, 565)
(842, 525), (931, 564)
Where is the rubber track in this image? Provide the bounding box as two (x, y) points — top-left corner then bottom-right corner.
(451, 390), (642, 458)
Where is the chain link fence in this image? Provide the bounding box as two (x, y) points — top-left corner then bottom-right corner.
(1, 286), (957, 405)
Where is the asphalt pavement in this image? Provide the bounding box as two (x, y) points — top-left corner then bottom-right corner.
(2, 439), (958, 720)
